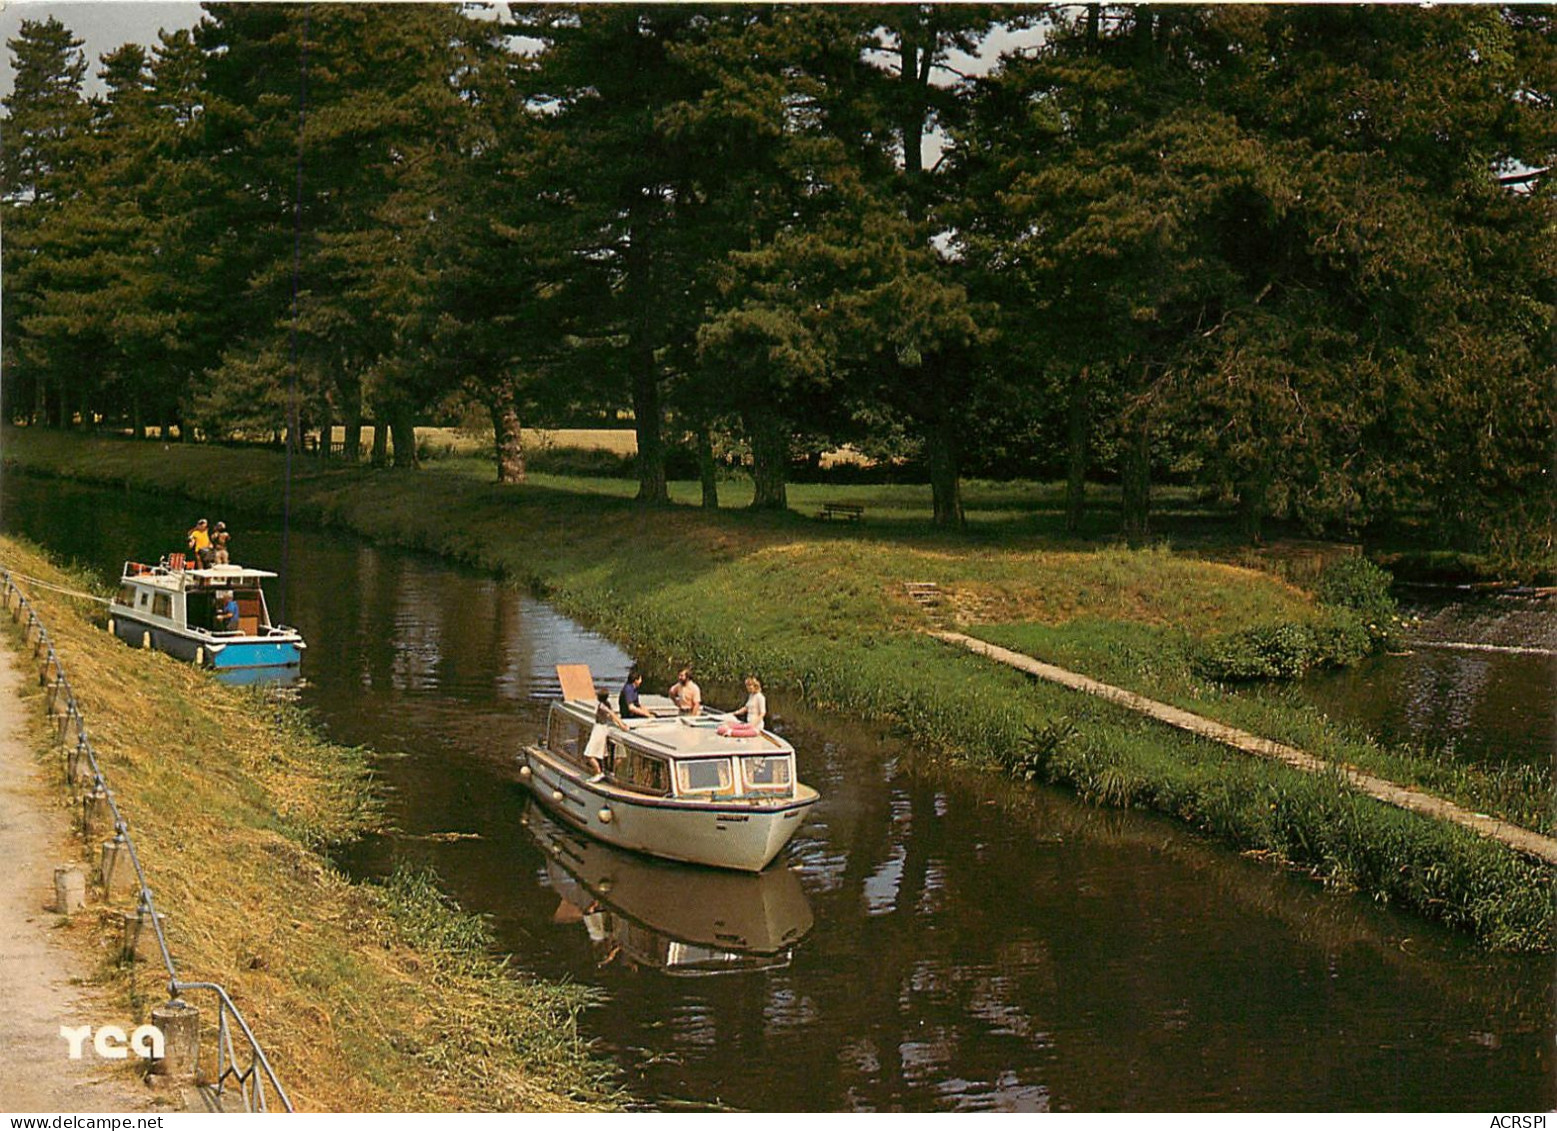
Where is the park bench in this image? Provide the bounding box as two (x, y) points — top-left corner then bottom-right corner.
(818, 502), (865, 523)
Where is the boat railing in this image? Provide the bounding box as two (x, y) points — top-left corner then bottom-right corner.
(1, 566), (294, 1112)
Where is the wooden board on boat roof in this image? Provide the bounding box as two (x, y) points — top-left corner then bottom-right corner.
(556, 663), (597, 703)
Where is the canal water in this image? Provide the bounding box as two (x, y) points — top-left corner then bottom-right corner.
(2, 471), (1551, 1111)
(1293, 593), (1554, 770)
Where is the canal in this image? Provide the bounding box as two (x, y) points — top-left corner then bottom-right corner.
(2, 472), (1551, 1111)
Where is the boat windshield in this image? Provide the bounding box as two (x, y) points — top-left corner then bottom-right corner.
(676, 757), (733, 795)
(739, 755), (792, 793)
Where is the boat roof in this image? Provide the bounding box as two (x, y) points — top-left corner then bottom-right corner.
(122, 562), (277, 585)
(552, 697), (796, 760)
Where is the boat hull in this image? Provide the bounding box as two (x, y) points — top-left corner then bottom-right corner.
(520, 744), (817, 872)
(109, 612), (303, 680)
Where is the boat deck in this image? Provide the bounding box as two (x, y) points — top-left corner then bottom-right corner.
(611, 713), (788, 757)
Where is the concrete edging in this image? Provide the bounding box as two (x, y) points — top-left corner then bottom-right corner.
(932, 630), (1557, 867)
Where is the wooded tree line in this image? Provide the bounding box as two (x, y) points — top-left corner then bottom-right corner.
(3, 4), (1553, 558)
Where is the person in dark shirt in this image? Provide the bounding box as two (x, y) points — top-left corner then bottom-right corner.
(619, 667), (652, 718)
(212, 521), (232, 565)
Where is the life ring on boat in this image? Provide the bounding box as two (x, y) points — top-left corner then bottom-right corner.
(717, 722), (759, 738)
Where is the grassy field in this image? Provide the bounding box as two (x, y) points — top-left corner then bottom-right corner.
(0, 535), (617, 1111)
(2, 427), (1550, 951)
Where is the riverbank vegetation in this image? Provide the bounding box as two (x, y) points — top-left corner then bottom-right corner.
(5, 431), (1550, 952)
(0, 534), (617, 1111)
(3, 6), (1553, 577)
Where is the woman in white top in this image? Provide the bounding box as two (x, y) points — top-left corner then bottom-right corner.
(735, 676), (767, 731)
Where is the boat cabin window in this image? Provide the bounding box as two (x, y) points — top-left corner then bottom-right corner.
(739, 755), (792, 793)
(116, 585), (136, 606)
(138, 592), (149, 608)
(546, 710), (590, 764)
(676, 757), (733, 795)
(617, 748), (670, 795)
(152, 593), (173, 619)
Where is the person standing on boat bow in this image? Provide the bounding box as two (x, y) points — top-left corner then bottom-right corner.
(669, 666), (702, 715)
(186, 518), (214, 568)
(212, 521), (231, 565)
(619, 667), (652, 718)
(585, 689), (625, 779)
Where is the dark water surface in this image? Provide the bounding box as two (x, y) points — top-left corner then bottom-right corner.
(2, 471), (1551, 1111)
(1293, 594), (1555, 769)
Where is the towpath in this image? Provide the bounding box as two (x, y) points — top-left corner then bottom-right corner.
(0, 638), (158, 1113)
(933, 630), (1557, 867)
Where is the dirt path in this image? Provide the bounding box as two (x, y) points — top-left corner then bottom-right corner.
(934, 630), (1557, 867)
(0, 640), (158, 1113)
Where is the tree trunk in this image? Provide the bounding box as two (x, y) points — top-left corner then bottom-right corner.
(340, 378), (363, 463)
(746, 407), (789, 510)
(626, 210), (668, 505)
(316, 405), (333, 464)
(1121, 416), (1152, 544)
(371, 421), (389, 468)
(1237, 470), (1271, 545)
(131, 389), (145, 441)
(489, 378), (526, 484)
(1065, 374), (1090, 533)
(696, 418), (719, 509)
(390, 405), (418, 469)
(927, 416), (965, 528)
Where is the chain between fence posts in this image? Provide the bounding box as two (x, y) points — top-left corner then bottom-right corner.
(0, 567), (295, 1113)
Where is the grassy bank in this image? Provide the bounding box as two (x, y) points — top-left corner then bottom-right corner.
(3, 428), (1550, 951)
(0, 534), (616, 1112)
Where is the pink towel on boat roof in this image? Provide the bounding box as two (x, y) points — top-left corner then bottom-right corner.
(717, 722), (759, 738)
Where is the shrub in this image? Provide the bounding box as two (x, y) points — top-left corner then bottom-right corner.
(1196, 622), (1320, 681)
(1315, 555), (1397, 624)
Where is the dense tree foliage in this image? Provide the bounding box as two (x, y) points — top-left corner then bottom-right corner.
(2, 3), (1552, 561)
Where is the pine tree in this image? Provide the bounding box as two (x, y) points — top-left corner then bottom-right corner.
(1, 16), (90, 425)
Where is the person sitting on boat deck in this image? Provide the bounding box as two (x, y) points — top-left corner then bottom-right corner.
(733, 675), (767, 731)
(586, 689), (626, 779)
(212, 521), (231, 565)
(619, 667), (652, 718)
(668, 666), (702, 715)
(187, 518), (214, 568)
(216, 591), (240, 632)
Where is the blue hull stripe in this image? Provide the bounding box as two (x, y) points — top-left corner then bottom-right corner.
(112, 615), (301, 670)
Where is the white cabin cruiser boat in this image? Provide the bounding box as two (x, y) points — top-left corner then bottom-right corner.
(519, 665), (819, 872)
(108, 558), (305, 684)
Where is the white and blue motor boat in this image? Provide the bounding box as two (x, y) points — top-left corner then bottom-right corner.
(108, 559), (305, 683)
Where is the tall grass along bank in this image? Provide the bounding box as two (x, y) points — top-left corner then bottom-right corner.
(0, 533), (617, 1111)
(4, 429), (1549, 952)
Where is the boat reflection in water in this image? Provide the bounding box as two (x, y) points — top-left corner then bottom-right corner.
(521, 802), (814, 976)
